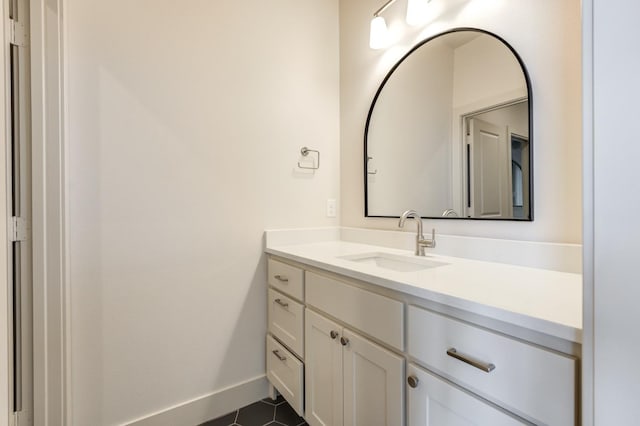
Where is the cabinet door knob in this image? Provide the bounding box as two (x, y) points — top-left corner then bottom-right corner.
(340, 336), (349, 346)
(274, 274), (289, 283)
(330, 330), (339, 339)
(407, 375), (419, 388)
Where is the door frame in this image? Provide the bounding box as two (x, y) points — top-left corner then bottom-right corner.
(29, 1), (69, 425)
(457, 97), (526, 218)
(508, 132), (530, 219)
(1, 2), (12, 425)
(581, 0), (594, 424)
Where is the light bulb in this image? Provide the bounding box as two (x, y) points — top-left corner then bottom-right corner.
(406, 0), (431, 26)
(369, 16), (389, 50)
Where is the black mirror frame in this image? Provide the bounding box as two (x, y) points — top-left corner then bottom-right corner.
(363, 27), (534, 221)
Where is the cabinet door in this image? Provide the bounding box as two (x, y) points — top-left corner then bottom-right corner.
(407, 364), (525, 426)
(342, 329), (404, 426)
(305, 309), (344, 426)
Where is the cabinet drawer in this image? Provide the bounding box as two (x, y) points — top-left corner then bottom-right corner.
(268, 258), (304, 301)
(266, 335), (304, 417)
(306, 271), (404, 351)
(408, 306), (576, 425)
(407, 363), (525, 425)
(268, 288), (304, 358)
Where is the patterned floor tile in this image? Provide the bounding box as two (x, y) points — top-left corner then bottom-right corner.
(199, 396), (306, 426)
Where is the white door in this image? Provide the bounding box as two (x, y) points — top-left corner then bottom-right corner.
(407, 364), (524, 426)
(342, 329), (404, 426)
(7, 0), (33, 424)
(305, 309), (343, 426)
(469, 118), (511, 218)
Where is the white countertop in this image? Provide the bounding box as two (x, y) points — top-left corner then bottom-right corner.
(266, 240), (582, 343)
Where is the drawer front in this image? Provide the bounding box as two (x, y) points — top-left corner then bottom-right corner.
(268, 258), (304, 301)
(306, 271), (404, 351)
(266, 335), (304, 417)
(268, 288), (304, 358)
(408, 306), (576, 425)
(407, 363), (526, 426)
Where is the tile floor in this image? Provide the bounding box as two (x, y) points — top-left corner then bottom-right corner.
(199, 395), (307, 426)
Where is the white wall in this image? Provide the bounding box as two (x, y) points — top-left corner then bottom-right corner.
(65, 1), (339, 424)
(340, 0), (582, 244)
(452, 34), (527, 109)
(586, 0), (640, 423)
(367, 39), (453, 216)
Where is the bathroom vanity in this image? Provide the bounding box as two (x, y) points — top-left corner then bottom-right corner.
(262, 21), (581, 426)
(264, 232), (581, 426)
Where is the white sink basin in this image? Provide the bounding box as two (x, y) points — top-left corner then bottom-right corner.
(338, 252), (448, 272)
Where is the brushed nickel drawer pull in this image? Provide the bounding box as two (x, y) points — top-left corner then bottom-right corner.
(272, 350), (286, 362)
(447, 348), (495, 373)
(274, 274), (289, 283)
(274, 298), (289, 308)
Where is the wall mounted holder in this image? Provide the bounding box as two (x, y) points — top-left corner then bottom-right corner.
(367, 156), (378, 175)
(298, 147), (320, 170)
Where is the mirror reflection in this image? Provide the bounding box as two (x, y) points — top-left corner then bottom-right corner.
(365, 29), (532, 220)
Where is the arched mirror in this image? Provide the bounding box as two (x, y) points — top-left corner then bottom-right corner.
(365, 29), (532, 220)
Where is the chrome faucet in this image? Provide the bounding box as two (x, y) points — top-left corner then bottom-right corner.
(442, 209), (459, 217)
(398, 210), (436, 256)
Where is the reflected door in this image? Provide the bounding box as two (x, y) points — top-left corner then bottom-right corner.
(510, 135), (530, 219)
(469, 118), (511, 218)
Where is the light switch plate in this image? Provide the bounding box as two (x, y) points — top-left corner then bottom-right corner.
(326, 199), (337, 217)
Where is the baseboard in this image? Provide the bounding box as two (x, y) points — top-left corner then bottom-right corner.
(123, 375), (269, 426)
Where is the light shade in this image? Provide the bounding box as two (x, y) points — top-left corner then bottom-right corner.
(406, 0), (431, 26)
(369, 16), (389, 49)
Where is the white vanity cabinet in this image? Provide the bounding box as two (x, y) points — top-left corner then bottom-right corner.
(265, 254), (579, 426)
(305, 271), (404, 351)
(268, 257), (304, 300)
(408, 306), (577, 426)
(266, 334), (304, 415)
(266, 259), (306, 416)
(268, 288), (304, 358)
(305, 309), (404, 426)
(305, 309), (343, 426)
(407, 363), (524, 426)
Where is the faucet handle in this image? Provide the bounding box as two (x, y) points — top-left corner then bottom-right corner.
(419, 228), (437, 249)
(429, 228), (436, 248)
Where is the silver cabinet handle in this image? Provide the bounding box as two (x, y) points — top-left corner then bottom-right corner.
(272, 350), (286, 362)
(407, 375), (419, 388)
(274, 274), (289, 283)
(340, 337), (350, 346)
(274, 298), (289, 308)
(330, 330), (339, 340)
(446, 348), (495, 373)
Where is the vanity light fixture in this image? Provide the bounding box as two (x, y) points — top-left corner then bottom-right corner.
(370, 0), (398, 49)
(406, 0), (432, 26)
